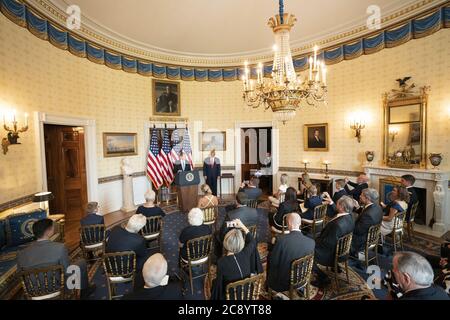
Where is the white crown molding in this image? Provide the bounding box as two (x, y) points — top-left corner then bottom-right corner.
(25, 0), (447, 67)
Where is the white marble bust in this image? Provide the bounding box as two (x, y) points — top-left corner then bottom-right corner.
(121, 158), (133, 176)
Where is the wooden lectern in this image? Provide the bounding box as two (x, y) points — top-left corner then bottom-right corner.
(175, 171), (200, 213)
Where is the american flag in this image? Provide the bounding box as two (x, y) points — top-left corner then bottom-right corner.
(147, 130), (164, 189)
(182, 127), (194, 169)
(158, 129), (174, 186)
(169, 129), (182, 164)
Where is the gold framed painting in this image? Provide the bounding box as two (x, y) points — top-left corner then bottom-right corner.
(304, 123), (329, 151)
(152, 79), (180, 117)
(200, 131), (226, 151)
(103, 133), (138, 158)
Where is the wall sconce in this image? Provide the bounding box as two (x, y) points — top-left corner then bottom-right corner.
(2, 111), (29, 155)
(350, 118), (365, 143)
(389, 128), (399, 142)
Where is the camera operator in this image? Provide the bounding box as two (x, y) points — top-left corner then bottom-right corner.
(238, 177), (262, 201)
(387, 251), (449, 300)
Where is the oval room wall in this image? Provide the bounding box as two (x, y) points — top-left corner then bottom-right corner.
(0, 13), (449, 214)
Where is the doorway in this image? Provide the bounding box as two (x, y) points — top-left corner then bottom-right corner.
(240, 127), (273, 196)
(44, 124), (88, 250)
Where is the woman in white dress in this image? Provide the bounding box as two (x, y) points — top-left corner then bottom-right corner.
(380, 186), (410, 236)
(268, 174), (289, 207)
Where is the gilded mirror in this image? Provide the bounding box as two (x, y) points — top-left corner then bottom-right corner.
(383, 78), (429, 169)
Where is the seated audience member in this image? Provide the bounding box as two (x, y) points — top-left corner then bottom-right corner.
(271, 187), (299, 231)
(390, 252), (449, 300)
(325, 179), (347, 217)
(268, 213), (315, 293)
(427, 242), (450, 295)
(400, 174), (419, 222)
(312, 196), (355, 288)
(211, 220), (262, 300)
(197, 184), (219, 209)
(106, 214), (149, 289)
(136, 190), (166, 218)
(268, 174), (289, 207)
(17, 219), (95, 299)
(380, 186), (409, 237)
(344, 174), (369, 202)
(351, 188), (383, 255)
(298, 173), (313, 200)
(238, 176), (263, 201)
(80, 202), (104, 226)
(179, 208), (212, 261)
(301, 185), (322, 220)
(122, 253), (183, 300)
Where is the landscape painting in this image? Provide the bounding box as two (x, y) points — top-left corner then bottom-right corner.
(103, 133), (138, 157)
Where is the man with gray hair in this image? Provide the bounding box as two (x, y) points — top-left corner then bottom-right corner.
(351, 188), (383, 256)
(106, 214), (149, 289)
(268, 213), (315, 293)
(123, 253), (183, 300)
(312, 196), (355, 288)
(392, 251), (449, 300)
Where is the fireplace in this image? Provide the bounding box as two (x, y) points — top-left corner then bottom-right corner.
(413, 187), (427, 226)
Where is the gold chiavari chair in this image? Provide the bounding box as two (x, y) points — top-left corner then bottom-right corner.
(140, 216), (163, 250)
(301, 204), (327, 239)
(350, 224), (381, 269)
(391, 211), (406, 252)
(103, 251), (136, 300)
(247, 225), (257, 240)
(226, 274), (264, 300)
(244, 199), (258, 209)
(80, 224), (106, 262)
(20, 265), (66, 300)
(405, 202), (419, 243)
(179, 234), (213, 295)
(268, 253), (314, 300)
(333, 233), (353, 291)
(202, 206), (218, 231)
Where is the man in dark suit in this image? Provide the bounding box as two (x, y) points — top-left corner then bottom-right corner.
(325, 179), (348, 217)
(312, 196), (355, 288)
(80, 202), (104, 226)
(203, 149), (221, 196)
(344, 174), (369, 202)
(351, 189), (383, 255)
(308, 129), (326, 149)
(17, 219), (95, 299)
(238, 177), (263, 201)
(401, 174), (419, 222)
(268, 213), (315, 293)
(122, 254), (184, 300)
(301, 185), (323, 220)
(173, 151), (192, 174)
(106, 214), (150, 289)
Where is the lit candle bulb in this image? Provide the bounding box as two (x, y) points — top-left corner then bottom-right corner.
(309, 57), (313, 81)
(313, 45), (318, 69)
(302, 160), (309, 164)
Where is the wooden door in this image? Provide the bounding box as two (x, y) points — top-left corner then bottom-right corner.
(44, 125), (88, 249)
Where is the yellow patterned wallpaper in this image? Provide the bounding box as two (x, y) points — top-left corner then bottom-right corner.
(0, 14), (449, 204)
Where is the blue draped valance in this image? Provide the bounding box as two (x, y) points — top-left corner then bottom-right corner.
(0, 0), (449, 81)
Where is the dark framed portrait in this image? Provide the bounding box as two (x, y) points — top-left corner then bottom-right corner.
(152, 79), (180, 116)
(200, 132), (226, 151)
(304, 123), (329, 151)
(103, 132), (138, 158)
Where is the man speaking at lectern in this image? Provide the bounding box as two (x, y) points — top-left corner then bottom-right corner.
(173, 151), (192, 174)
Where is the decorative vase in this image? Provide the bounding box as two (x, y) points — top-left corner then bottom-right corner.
(429, 153), (443, 169)
(365, 151), (375, 163)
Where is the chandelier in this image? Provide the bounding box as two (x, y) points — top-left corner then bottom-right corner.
(242, 0), (328, 124)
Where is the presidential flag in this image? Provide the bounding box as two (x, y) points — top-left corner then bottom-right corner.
(182, 127), (194, 169)
(158, 128), (174, 185)
(147, 130), (164, 189)
(169, 128), (182, 164)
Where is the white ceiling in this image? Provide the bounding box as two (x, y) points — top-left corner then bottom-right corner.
(52, 0), (419, 57)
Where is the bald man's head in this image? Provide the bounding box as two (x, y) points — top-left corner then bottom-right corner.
(142, 253), (168, 288)
(287, 213), (301, 231)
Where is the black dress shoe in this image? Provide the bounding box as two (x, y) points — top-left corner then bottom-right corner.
(80, 284), (96, 300)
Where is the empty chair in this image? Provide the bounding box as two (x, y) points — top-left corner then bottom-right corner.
(179, 234), (213, 295)
(80, 224), (106, 262)
(103, 251), (136, 300)
(140, 216), (163, 250)
(226, 274), (264, 300)
(405, 202), (419, 243)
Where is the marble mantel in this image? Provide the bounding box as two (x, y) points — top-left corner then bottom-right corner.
(363, 165), (450, 233)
